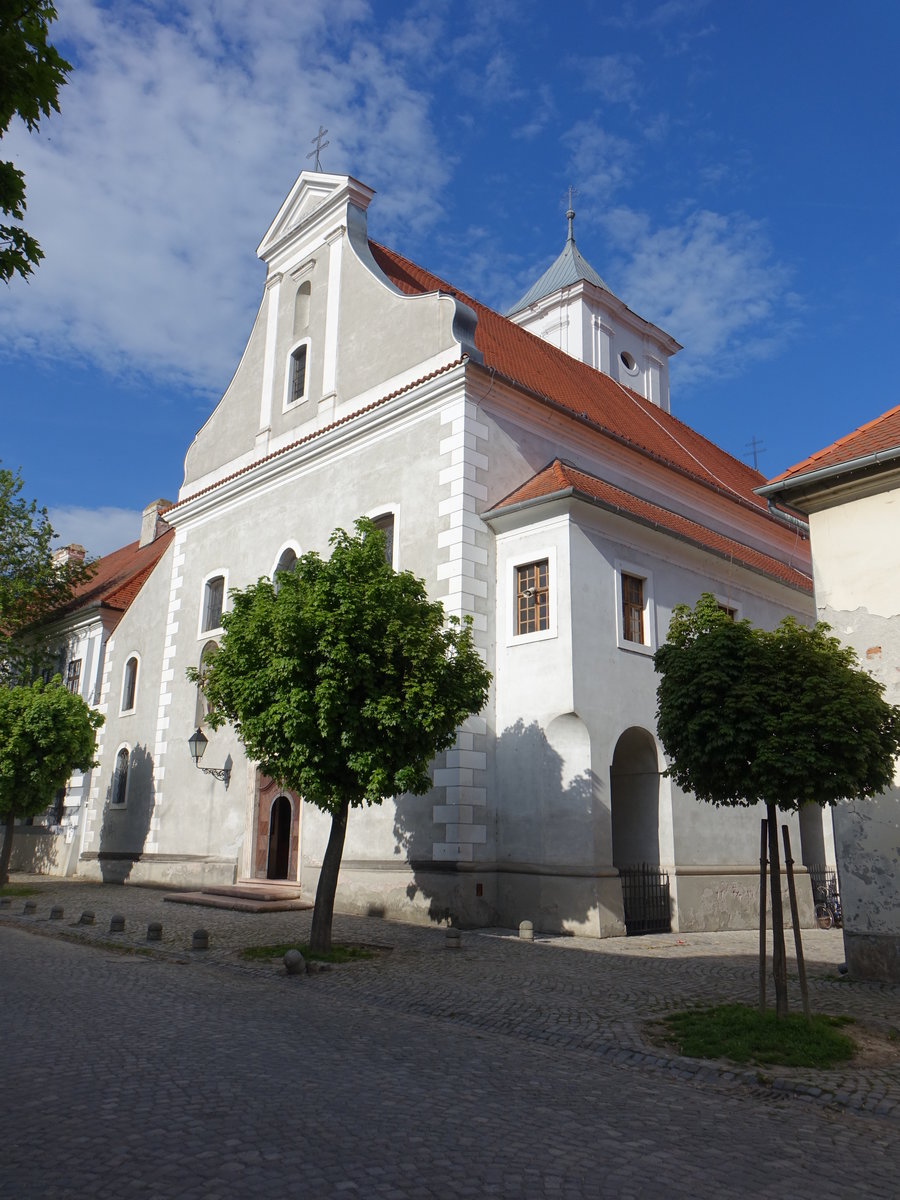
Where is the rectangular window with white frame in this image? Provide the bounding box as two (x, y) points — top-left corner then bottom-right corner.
(615, 560), (656, 655)
(507, 546), (558, 644)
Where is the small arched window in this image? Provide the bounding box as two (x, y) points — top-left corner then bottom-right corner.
(111, 747), (129, 806)
(194, 641), (219, 728)
(121, 655), (138, 712)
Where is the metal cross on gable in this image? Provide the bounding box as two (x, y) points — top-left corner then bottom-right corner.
(307, 125), (330, 172)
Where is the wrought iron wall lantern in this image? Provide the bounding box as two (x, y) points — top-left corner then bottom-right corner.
(188, 728), (231, 785)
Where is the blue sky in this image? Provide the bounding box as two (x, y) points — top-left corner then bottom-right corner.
(3, 0), (899, 554)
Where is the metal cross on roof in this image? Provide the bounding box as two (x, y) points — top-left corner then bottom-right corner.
(307, 125), (330, 172)
(563, 185), (578, 241)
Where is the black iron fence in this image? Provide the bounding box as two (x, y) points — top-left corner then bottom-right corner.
(619, 863), (672, 936)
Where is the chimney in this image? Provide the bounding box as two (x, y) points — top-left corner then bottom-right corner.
(139, 499), (173, 548)
(53, 544), (86, 567)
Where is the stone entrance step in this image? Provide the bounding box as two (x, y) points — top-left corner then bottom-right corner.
(164, 879), (312, 913)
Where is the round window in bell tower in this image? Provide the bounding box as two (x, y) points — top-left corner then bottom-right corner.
(619, 351), (639, 375)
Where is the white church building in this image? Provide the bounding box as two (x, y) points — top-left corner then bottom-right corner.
(40, 170), (830, 936)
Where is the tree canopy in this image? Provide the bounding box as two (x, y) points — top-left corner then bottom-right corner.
(0, 464), (94, 685)
(194, 519), (492, 949)
(1, 1), (71, 282)
(655, 592), (900, 1016)
(0, 678), (103, 883)
(654, 593), (900, 812)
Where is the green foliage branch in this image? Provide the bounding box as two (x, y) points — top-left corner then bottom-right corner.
(191, 519), (492, 949)
(0, 464), (95, 685)
(0, 677), (103, 883)
(0, 0), (71, 282)
(655, 593), (900, 812)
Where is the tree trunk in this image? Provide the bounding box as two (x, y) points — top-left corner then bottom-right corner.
(309, 798), (350, 955)
(0, 808), (16, 887)
(758, 818), (768, 1014)
(767, 803), (789, 1017)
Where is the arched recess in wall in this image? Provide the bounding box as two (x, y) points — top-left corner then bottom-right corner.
(293, 281), (311, 336)
(609, 726), (661, 867)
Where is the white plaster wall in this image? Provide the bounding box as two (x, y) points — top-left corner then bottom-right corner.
(806, 489), (900, 980)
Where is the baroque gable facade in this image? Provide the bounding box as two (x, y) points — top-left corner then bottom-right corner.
(57, 170), (833, 934)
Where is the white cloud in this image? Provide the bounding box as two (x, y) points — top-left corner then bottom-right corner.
(0, 0), (451, 394)
(562, 121), (635, 202)
(602, 206), (796, 383)
(576, 54), (643, 105)
(49, 505), (143, 558)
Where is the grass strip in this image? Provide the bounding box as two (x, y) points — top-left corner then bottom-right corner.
(0, 884), (41, 897)
(241, 941), (374, 964)
(660, 1003), (856, 1069)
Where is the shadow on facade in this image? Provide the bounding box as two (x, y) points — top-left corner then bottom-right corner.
(6, 826), (62, 876)
(394, 719), (602, 932)
(97, 744), (155, 883)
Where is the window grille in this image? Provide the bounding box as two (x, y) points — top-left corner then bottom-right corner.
(111, 748), (129, 806)
(289, 345), (307, 403)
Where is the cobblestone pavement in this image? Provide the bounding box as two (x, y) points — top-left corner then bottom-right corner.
(2, 877), (900, 1198)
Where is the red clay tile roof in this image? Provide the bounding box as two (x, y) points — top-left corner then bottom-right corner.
(56, 530), (174, 619)
(487, 460), (812, 593)
(369, 242), (773, 517)
(767, 402), (900, 486)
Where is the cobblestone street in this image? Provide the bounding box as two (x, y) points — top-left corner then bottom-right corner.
(2, 878), (899, 1198)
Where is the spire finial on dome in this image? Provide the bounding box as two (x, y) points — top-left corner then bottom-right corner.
(565, 184), (577, 244)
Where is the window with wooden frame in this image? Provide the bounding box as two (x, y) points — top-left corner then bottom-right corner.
(515, 559), (549, 635)
(65, 658), (82, 695)
(717, 602), (737, 620)
(621, 573), (645, 644)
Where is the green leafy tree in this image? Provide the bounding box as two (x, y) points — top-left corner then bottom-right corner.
(0, 464), (95, 685)
(193, 519), (492, 952)
(655, 593), (900, 1015)
(0, 678), (103, 884)
(1, 1), (71, 282)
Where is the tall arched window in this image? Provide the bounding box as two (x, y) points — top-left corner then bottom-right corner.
(202, 575), (225, 633)
(371, 513), (394, 566)
(121, 655), (138, 712)
(273, 546), (298, 594)
(194, 641), (219, 727)
(111, 747), (129, 806)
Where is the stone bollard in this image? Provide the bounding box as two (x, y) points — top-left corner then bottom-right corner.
(518, 920), (534, 941)
(192, 929), (210, 951)
(109, 914), (125, 933)
(445, 926), (461, 950)
(79, 910), (95, 925)
(23, 899), (37, 915)
(49, 905), (64, 920)
(147, 922), (162, 942)
(284, 948), (305, 976)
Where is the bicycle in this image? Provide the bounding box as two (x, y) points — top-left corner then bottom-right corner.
(815, 882), (842, 929)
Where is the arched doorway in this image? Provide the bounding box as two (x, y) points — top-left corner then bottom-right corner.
(610, 727), (670, 934)
(267, 795), (292, 880)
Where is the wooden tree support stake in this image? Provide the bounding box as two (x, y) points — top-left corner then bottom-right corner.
(759, 818), (767, 1014)
(782, 823), (810, 1018)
